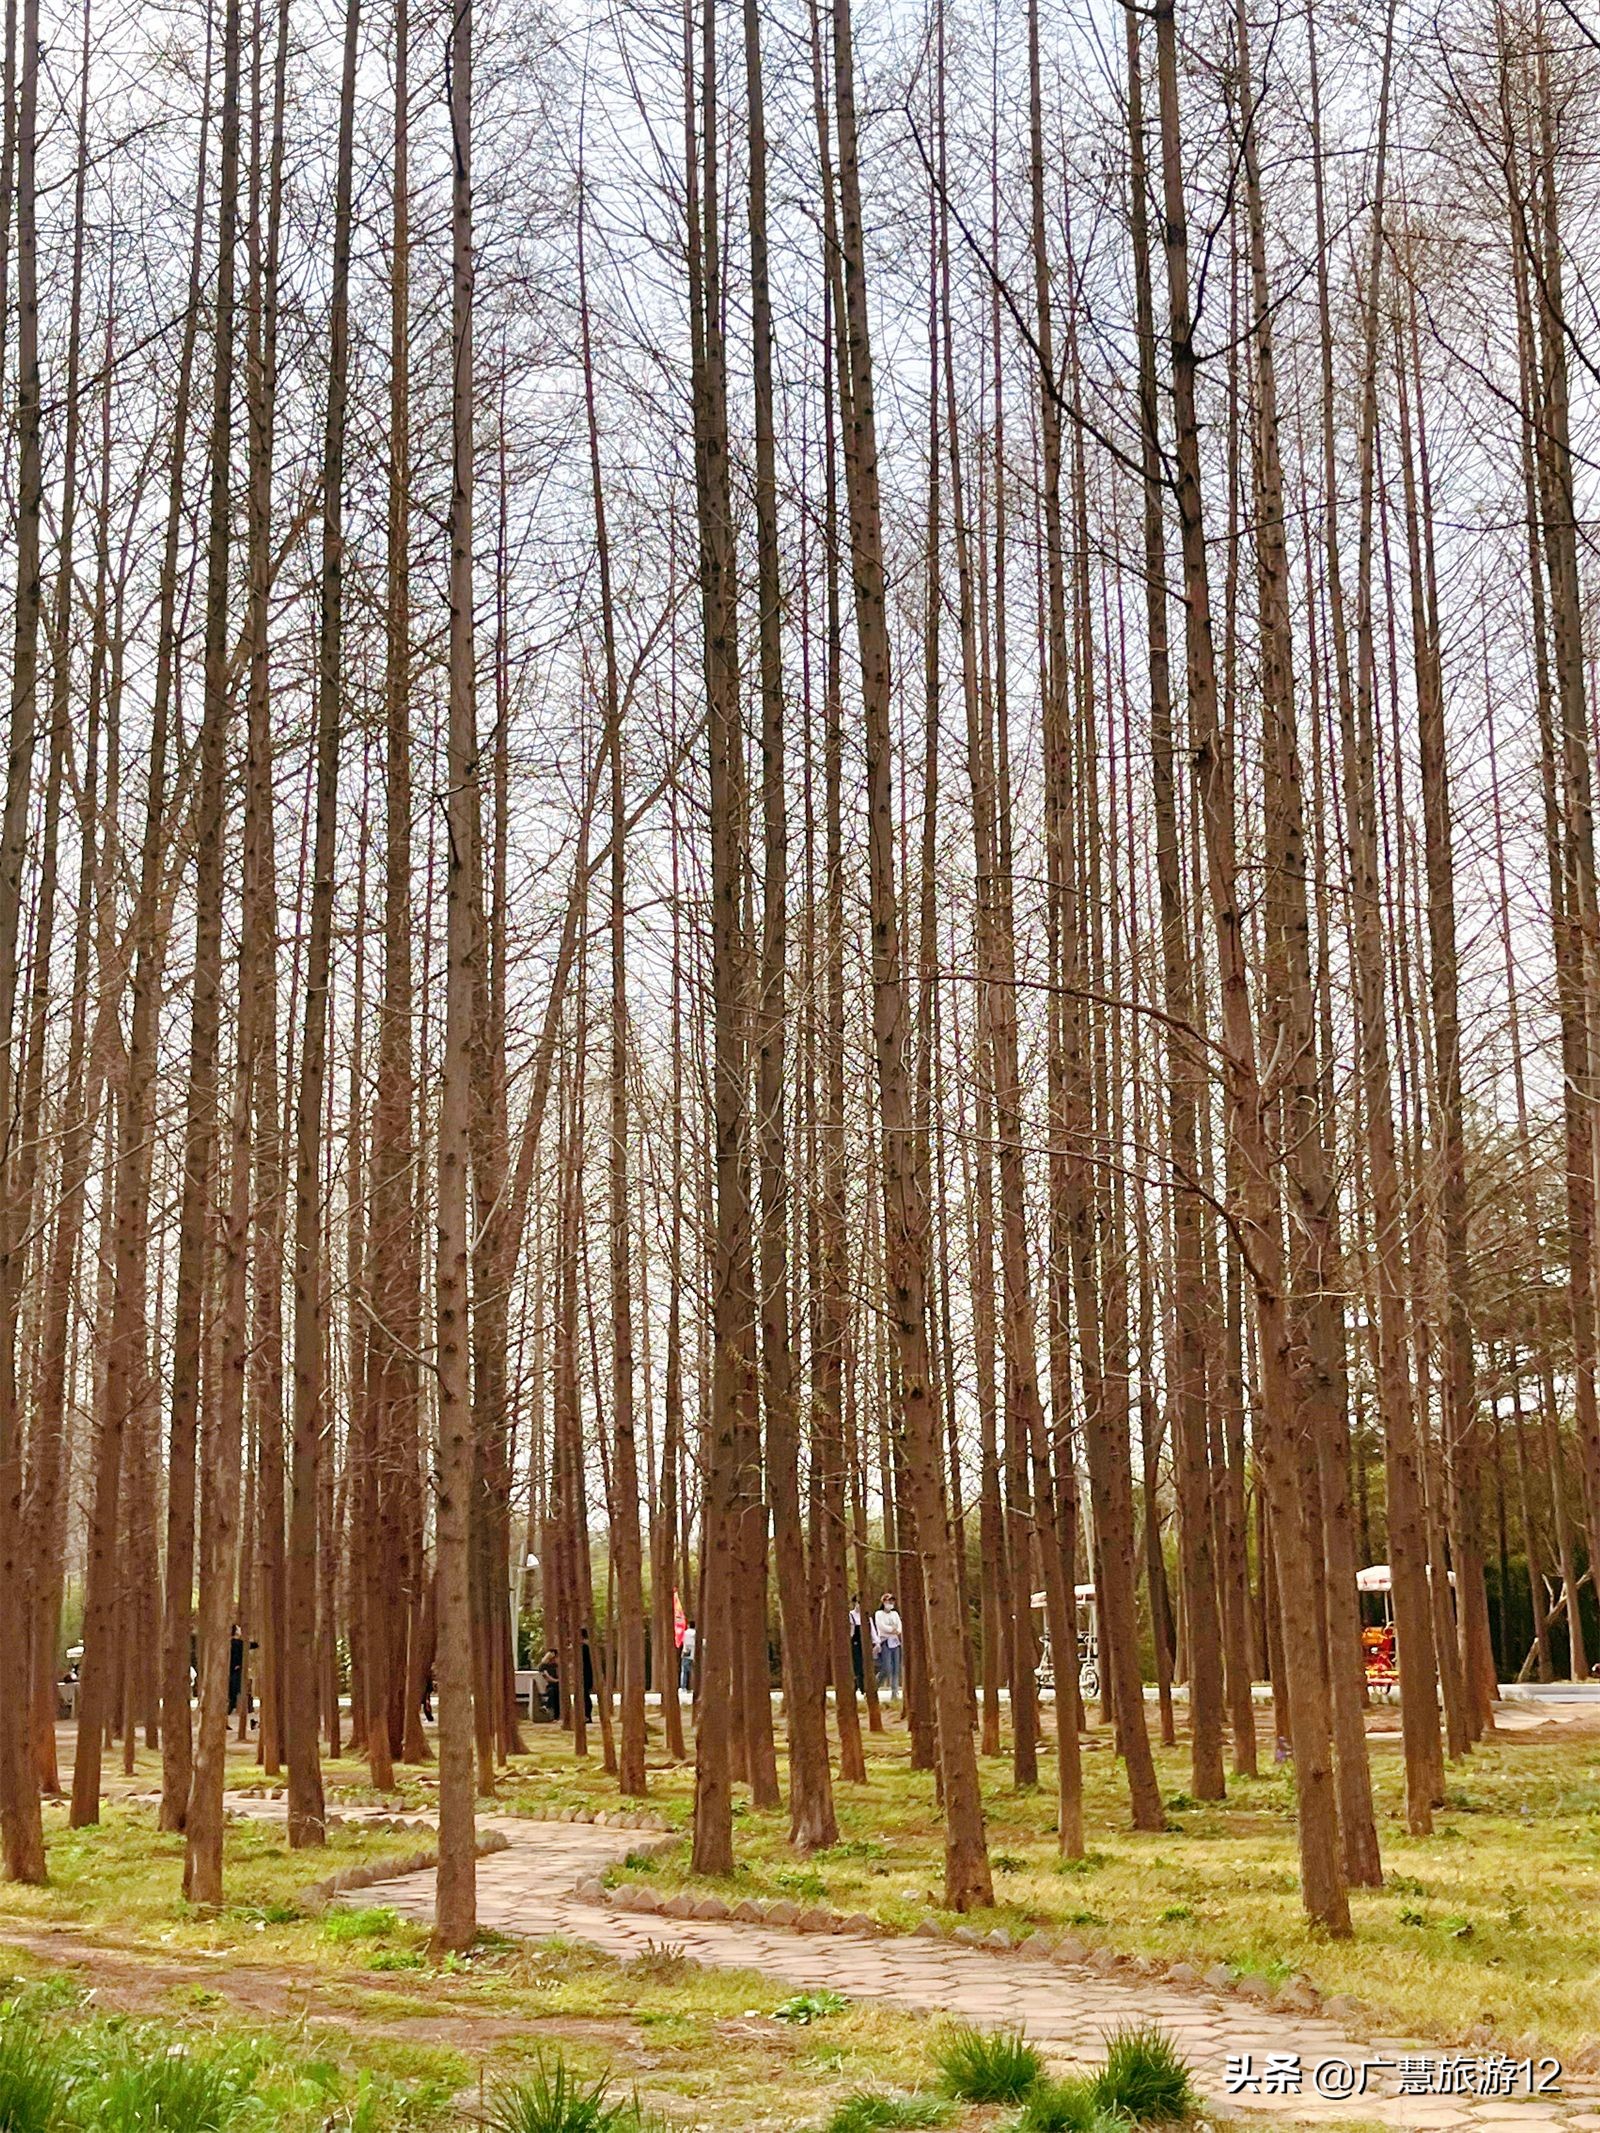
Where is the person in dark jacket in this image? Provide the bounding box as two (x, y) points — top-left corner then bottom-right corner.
(538, 1648), (561, 1722)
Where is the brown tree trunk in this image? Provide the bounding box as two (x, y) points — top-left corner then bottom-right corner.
(686, 0), (756, 1877)
(71, 34), (212, 1829)
(832, 0), (990, 1908)
(1153, 0), (1348, 1934)
(744, 0), (833, 1851)
(1233, 0), (1380, 1881)
(287, 0), (358, 1850)
(159, 0), (246, 1840)
(433, 0), (478, 1950)
(575, 177), (647, 1802)
(1393, 295), (1494, 1737)
(1125, 4), (1224, 1807)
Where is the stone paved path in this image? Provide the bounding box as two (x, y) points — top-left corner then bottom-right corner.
(221, 1794), (1598, 2133)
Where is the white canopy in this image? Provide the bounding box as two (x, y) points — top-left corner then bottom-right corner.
(1357, 1563), (1454, 1593)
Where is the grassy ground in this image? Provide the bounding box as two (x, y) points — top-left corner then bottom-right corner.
(0, 1947), (979, 2133)
(216, 1698), (1600, 2054)
(211, 1705), (1600, 2054)
(481, 1707), (1598, 2061)
(0, 1761), (958, 2133)
(1, 1709), (1589, 2129)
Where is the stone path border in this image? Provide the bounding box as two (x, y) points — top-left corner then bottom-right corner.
(213, 1794), (1597, 2133)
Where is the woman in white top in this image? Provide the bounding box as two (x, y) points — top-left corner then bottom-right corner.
(873, 1594), (904, 1699)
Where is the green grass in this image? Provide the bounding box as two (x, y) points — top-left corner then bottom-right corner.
(931, 2028), (1042, 2105)
(0, 1801), (430, 1962)
(1090, 2027), (1196, 2123)
(1013, 2082), (1120, 2133)
(0, 1988), (457, 2133)
(1011, 2027), (1195, 2131)
(9, 1713), (1594, 2109)
(823, 2091), (953, 2133)
(559, 1715), (1600, 2056)
(322, 1907), (405, 1944)
(83, 2046), (249, 2133)
(771, 1991), (848, 2025)
(484, 2055), (643, 2133)
(0, 2022), (66, 2133)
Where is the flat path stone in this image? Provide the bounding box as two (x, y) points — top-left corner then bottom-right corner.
(220, 1793), (1595, 2131)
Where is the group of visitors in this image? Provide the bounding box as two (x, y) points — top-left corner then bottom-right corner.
(533, 1591), (905, 1720)
(670, 1593), (903, 1702)
(849, 1594), (904, 1699)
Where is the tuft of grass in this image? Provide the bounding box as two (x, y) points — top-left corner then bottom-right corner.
(931, 2027), (1042, 2105)
(0, 2023), (66, 2133)
(484, 2056), (640, 2133)
(824, 2091), (952, 2133)
(321, 1907), (401, 1943)
(1013, 2079), (1120, 2133)
(86, 2048), (248, 2133)
(623, 1942), (692, 1984)
(1088, 2026), (1196, 2125)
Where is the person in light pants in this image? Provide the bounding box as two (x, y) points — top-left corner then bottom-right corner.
(873, 1594), (903, 1699)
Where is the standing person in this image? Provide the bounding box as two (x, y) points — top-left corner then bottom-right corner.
(679, 1618), (696, 1694)
(848, 1599), (866, 1694)
(580, 1625), (595, 1722)
(538, 1647), (561, 1722)
(873, 1594), (903, 1701)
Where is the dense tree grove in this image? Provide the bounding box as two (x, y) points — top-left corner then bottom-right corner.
(0, 0), (1598, 1945)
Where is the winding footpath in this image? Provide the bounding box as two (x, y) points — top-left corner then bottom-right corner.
(218, 1793), (1599, 2133)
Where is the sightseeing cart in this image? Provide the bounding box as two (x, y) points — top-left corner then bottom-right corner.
(1357, 1562), (1454, 1701)
(1033, 1584), (1101, 1703)
(1357, 1565), (1400, 1697)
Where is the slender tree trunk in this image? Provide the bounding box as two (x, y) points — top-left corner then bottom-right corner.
(686, 0), (755, 1877)
(287, 0), (359, 1848)
(433, 0), (479, 1949)
(832, 0), (990, 1908)
(1153, 0), (1348, 1934)
(1125, 4), (1224, 1807)
(743, 0), (834, 1849)
(575, 177), (647, 1802)
(1232, 0), (1380, 1879)
(160, 0), (245, 1840)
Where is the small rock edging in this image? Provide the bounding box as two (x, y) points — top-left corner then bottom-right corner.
(298, 1828), (510, 1914)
